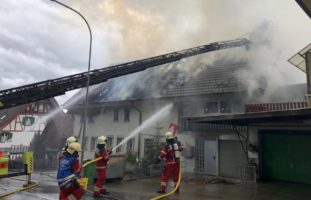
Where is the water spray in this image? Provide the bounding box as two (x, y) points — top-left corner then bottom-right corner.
(111, 103), (173, 152)
(82, 103), (173, 168)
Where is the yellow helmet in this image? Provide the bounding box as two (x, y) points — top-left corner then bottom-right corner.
(67, 142), (82, 154)
(98, 136), (107, 145)
(165, 131), (174, 139)
(66, 136), (77, 145)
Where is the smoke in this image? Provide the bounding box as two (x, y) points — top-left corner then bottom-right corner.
(235, 21), (305, 103)
(56, 0), (309, 104)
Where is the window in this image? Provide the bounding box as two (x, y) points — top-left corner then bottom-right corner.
(127, 138), (135, 152)
(113, 109), (119, 122)
(90, 137), (97, 151)
(0, 132), (13, 143)
(204, 102), (218, 113)
(107, 136), (114, 148)
(124, 108), (130, 122)
(22, 116), (35, 126)
(83, 137), (89, 151)
(144, 138), (153, 157)
(116, 137), (124, 153)
(220, 101), (232, 113)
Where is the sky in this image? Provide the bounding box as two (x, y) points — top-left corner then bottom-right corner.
(0, 0), (310, 105)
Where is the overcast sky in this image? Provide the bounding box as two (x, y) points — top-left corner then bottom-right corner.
(0, 0), (310, 105)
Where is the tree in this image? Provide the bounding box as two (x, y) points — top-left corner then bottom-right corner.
(141, 123), (165, 175)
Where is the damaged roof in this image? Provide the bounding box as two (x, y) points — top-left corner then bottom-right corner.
(67, 62), (247, 106)
(161, 63), (245, 97)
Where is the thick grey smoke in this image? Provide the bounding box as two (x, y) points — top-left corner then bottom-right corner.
(70, 0), (309, 103)
(235, 21), (308, 103)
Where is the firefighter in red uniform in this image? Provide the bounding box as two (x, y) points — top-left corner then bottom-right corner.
(57, 142), (85, 200)
(93, 136), (111, 197)
(155, 131), (183, 193)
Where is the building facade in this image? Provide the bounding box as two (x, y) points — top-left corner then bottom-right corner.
(67, 63), (250, 174)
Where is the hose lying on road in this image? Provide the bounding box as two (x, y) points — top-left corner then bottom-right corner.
(83, 157), (182, 200)
(0, 180), (38, 198)
(150, 163), (182, 200)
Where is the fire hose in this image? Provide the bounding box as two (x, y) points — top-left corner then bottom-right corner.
(0, 178), (38, 198)
(150, 163), (182, 200)
(0, 158), (104, 199)
(82, 142), (183, 200)
(82, 147), (113, 168)
(82, 157), (102, 168)
(82, 157), (182, 200)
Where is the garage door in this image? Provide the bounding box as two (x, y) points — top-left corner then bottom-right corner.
(219, 140), (246, 179)
(261, 130), (311, 184)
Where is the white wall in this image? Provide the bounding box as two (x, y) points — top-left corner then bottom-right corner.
(1, 114), (46, 148)
(76, 106), (140, 160)
(73, 99), (182, 160)
(135, 100), (179, 158)
(73, 96), (239, 174)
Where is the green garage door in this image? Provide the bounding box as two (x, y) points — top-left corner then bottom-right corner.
(261, 130), (311, 184)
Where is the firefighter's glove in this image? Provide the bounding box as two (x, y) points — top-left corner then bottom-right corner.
(107, 147), (113, 155)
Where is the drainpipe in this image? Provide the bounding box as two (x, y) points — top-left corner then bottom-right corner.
(306, 50), (311, 106)
(131, 104), (142, 159)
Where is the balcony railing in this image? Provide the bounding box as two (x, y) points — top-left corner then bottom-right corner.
(245, 102), (308, 113)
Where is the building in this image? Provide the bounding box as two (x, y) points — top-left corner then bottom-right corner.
(0, 98), (73, 169)
(187, 101), (311, 184)
(67, 60), (255, 173)
(0, 100), (50, 150)
(67, 50), (311, 182)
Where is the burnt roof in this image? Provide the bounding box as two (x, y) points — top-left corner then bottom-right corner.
(68, 62), (247, 106)
(161, 64), (245, 97)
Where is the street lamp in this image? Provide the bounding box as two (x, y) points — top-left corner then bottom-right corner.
(50, 0), (92, 162)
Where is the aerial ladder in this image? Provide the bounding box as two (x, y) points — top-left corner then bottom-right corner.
(0, 38), (250, 110)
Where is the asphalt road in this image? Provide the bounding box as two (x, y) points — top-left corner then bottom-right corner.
(1, 171), (311, 200)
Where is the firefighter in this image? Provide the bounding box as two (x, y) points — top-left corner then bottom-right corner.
(93, 136), (112, 197)
(155, 131), (182, 194)
(58, 136), (78, 163)
(62, 136), (78, 154)
(57, 142), (85, 200)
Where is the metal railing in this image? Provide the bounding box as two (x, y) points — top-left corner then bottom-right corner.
(245, 102), (308, 113)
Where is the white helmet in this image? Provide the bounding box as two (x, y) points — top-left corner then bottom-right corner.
(67, 142), (82, 154)
(66, 136), (77, 145)
(165, 131), (174, 140)
(98, 136), (107, 145)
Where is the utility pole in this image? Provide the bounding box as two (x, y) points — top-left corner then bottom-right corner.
(50, 0), (92, 162)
